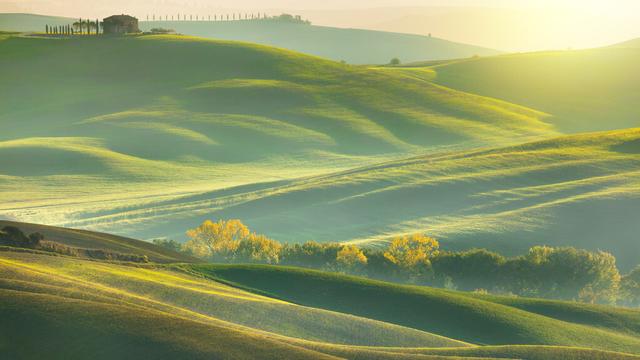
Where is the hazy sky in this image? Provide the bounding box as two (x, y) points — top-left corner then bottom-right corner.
(1, 0), (639, 51)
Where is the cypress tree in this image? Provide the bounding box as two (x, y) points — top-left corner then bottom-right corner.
(45, 24), (49, 34)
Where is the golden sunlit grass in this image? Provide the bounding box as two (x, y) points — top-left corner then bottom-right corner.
(28, 127), (638, 268)
(190, 264), (640, 355)
(0, 33), (555, 241)
(2, 248), (640, 359)
(0, 251), (467, 348)
(430, 47), (640, 133)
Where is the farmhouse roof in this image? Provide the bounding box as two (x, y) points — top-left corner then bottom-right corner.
(104, 14), (138, 21)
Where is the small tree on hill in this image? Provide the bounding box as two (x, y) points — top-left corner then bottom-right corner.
(384, 234), (439, 268)
(0, 226), (43, 248)
(389, 58), (401, 66)
(335, 245), (368, 273)
(620, 267), (640, 307)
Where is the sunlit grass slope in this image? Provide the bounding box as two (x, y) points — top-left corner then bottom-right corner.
(611, 38), (640, 49)
(0, 251), (468, 349)
(1, 291), (339, 360)
(63, 128), (640, 269)
(0, 220), (198, 263)
(0, 33), (553, 233)
(2, 250), (638, 359)
(430, 46), (640, 132)
(189, 264), (640, 355)
(140, 20), (501, 64)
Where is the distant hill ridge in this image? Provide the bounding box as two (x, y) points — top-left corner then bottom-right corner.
(0, 13), (500, 64)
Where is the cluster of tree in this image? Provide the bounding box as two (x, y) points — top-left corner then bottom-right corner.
(173, 219), (639, 306)
(45, 19), (100, 36)
(144, 13), (310, 24)
(149, 28), (176, 34)
(0, 226), (148, 263)
(181, 220), (281, 264)
(265, 14), (311, 25)
(0, 226), (43, 248)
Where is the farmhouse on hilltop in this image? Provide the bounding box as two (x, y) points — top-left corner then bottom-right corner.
(103, 15), (140, 34)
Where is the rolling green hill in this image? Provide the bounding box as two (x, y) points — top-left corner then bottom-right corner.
(0, 251), (469, 348)
(611, 38), (640, 49)
(187, 264), (640, 354)
(0, 33), (553, 238)
(429, 46), (640, 133)
(0, 13), (501, 64)
(53, 128), (640, 269)
(0, 32), (638, 271)
(139, 20), (501, 64)
(2, 248), (639, 359)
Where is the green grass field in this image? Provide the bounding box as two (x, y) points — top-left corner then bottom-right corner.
(2, 12), (640, 360)
(2, 247), (640, 359)
(187, 264), (640, 354)
(0, 33), (555, 244)
(0, 32), (638, 270)
(429, 46), (640, 133)
(45, 128), (639, 268)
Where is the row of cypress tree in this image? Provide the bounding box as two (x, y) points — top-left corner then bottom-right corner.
(45, 19), (101, 36)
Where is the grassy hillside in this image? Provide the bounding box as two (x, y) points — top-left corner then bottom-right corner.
(429, 47), (640, 133)
(60, 128), (640, 269)
(140, 20), (501, 64)
(2, 249), (639, 359)
(0, 33), (553, 237)
(0, 251), (468, 348)
(1, 290), (339, 360)
(611, 38), (640, 49)
(188, 264), (640, 354)
(0, 220), (197, 263)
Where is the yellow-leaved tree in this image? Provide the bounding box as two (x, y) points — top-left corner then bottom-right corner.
(183, 219), (283, 264)
(236, 234), (282, 264)
(183, 219), (250, 261)
(384, 234), (439, 268)
(336, 244), (368, 270)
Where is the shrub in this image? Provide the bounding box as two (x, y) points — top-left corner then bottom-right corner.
(335, 245), (368, 273)
(0, 226), (42, 248)
(620, 267), (640, 307)
(184, 219), (280, 264)
(149, 28), (176, 34)
(152, 238), (183, 253)
(431, 249), (506, 291)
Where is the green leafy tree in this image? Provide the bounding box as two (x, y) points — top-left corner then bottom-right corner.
(152, 238), (183, 253)
(620, 267), (640, 307)
(431, 249), (506, 291)
(335, 245), (368, 273)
